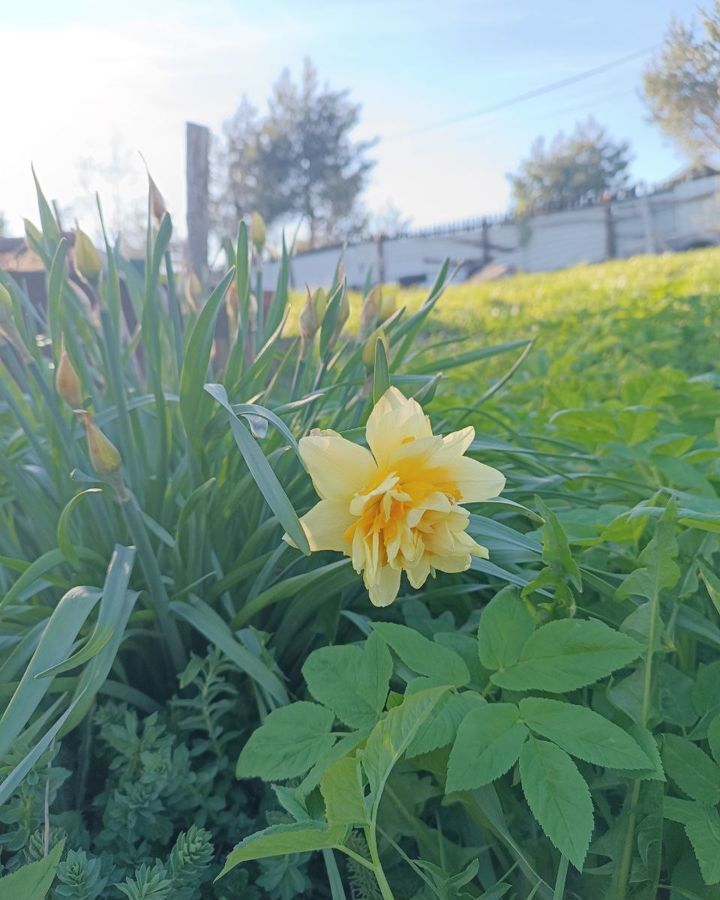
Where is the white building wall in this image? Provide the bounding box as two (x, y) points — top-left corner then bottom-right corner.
(262, 174), (720, 289)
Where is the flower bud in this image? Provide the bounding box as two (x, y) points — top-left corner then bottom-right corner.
(225, 280), (239, 335)
(248, 292), (258, 329)
(73, 229), (102, 283)
(55, 341), (83, 408)
(360, 287), (379, 339)
(299, 294), (319, 344)
(82, 412), (127, 499)
(311, 288), (327, 325)
(362, 327), (387, 369)
(148, 175), (167, 226)
(250, 211), (266, 252)
(377, 290), (397, 322)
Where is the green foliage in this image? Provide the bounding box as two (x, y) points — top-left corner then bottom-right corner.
(0, 839), (64, 900)
(214, 59), (375, 244)
(643, 1), (720, 162)
(302, 634), (393, 729)
(236, 702), (336, 781)
(508, 117), (631, 213)
(488, 618), (642, 692)
(54, 849), (107, 899)
(3, 171), (720, 899)
(519, 738), (593, 870)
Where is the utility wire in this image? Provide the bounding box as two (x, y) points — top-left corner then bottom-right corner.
(385, 45), (656, 141)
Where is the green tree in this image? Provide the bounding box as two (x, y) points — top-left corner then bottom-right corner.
(508, 118), (632, 215)
(643, 2), (720, 162)
(213, 97), (264, 238)
(214, 60), (375, 247)
(0, 211), (6, 237)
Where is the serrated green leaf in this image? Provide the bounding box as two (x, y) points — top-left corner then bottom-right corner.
(519, 697), (653, 769)
(616, 508), (680, 603)
(662, 734), (720, 804)
(362, 686), (448, 813)
(478, 586), (536, 671)
(219, 823), (347, 879)
(685, 806), (720, 886)
(237, 702), (336, 781)
(373, 622), (469, 686)
(534, 496), (582, 590)
(708, 715), (720, 765)
(519, 738), (593, 870)
(406, 690), (485, 758)
(295, 729), (371, 800)
(491, 618), (642, 693)
(446, 703), (528, 792)
(320, 756), (368, 826)
(302, 632), (392, 728)
(664, 800), (720, 886)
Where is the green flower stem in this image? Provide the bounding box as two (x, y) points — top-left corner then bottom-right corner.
(552, 855), (568, 900)
(364, 824), (395, 900)
(334, 845), (375, 872)
(120, 491), (186, 672)
(614, 561), (663, 900)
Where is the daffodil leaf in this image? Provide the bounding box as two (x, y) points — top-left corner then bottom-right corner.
(0, 837), (65, 899)
(206, 382), (309, 554)
(372, 333), (391, 405)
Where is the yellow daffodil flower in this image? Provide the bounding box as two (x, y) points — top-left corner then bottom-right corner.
(288, 387), (506, 607)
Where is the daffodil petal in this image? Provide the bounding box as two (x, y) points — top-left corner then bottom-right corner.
(299, 430), (377, 500)
(296, 500), (355, 552)
(430, 553), (472, 574)
(406, 556), (431, 589)
(448, 456), (506, 503)
(366, 387), (432, 466)
(440, 426), (475, 456)
(367, 565), (402, 607)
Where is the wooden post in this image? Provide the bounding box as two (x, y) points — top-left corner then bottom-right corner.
(186, 122), (210, 277)
(481, 217), (491, 266)
(604, 201), (616, 259)
(376, 234), (386, 283)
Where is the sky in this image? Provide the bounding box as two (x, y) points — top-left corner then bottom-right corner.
(0, 0), (701, 238)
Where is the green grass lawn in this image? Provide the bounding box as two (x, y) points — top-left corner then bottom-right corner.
(410, 247), (720, 409)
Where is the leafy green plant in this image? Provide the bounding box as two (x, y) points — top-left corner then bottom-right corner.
(2, 170), (720, 898)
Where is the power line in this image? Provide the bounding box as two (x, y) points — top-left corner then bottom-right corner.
(384, 45), (656, 141)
